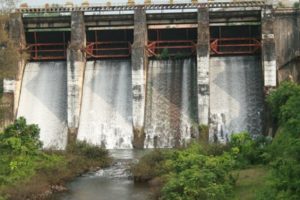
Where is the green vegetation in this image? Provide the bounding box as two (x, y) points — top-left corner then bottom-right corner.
(257, 82), (300, 200)
(0, 117), (111, 200)
(132, 134), (270, 200)
(133, 81), (300, 200)
(233, 166), (268, 200)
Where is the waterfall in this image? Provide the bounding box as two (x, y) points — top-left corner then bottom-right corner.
(144, 59), (198, 148)
(209, 56), (264, 142)
(77, 60), (133, 149)
(17, 62), (68, 150)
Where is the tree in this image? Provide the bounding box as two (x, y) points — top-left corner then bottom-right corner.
(0, 0), (20, 13)
(0, 117), (42, 184)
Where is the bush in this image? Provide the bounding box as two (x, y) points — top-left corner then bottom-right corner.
(160, 144), (236, 200)
(133, 143), (236, 200)
(67, 141), (109, 161)
(229, 132), (271, 167)
(267, 81), (300, 126)
(259, 82), (300, 199)
(0, 118), (111, 199)
(132, 149), (173, 182)
(0, 117), (43, 185)
(159, 48), (169, 60)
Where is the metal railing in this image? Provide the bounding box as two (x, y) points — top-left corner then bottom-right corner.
(147, 40), (196, 57)
(25, 43), (67, 60)
(85, 41), (132, 59)
(210, 38), (261, 55)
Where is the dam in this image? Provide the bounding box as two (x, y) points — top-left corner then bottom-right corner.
(6, 0), (299, 149)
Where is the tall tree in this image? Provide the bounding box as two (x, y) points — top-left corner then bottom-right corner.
(0, 0), (20, 13)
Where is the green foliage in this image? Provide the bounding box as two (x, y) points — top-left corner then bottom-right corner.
(229, 132), (271, 167)
(0, 118), (111, 199)
(0, 117), (43, 185)
(158, 48), (169, 60)
(259, 82), (300, 200)
(132, 150), (173, 182)
(67, 141), (109, 161)
(133, 143), (236, 200)
(293, 2), (300, 9)
(161, 147), (235, 200)
(267, 81), (300, 126)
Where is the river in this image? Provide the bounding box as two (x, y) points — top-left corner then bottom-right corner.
(56, 150), (152, 200)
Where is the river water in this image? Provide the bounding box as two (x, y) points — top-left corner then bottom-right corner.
(56, 150), (152, 200)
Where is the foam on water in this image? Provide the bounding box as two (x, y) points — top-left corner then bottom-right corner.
(209, 56), (264, 142)
(17, 62), (68, 150)
(77, 60), (133, 149)
(144, 59), (198, 148)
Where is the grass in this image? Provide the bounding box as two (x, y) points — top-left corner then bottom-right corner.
(233, 165), (268, 200)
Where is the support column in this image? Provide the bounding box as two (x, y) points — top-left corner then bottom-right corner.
(131, 8), (148, 149)
(196, 8), (210, 126)
(67, 11), (86, 141)
(261, 6), (277, 88)
(9, 13), (26, 118)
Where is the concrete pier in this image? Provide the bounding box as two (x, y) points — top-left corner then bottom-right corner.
(8, 13), (26, 117)
(196, 8), (210, 126)
(131, 8), (148, 148)
(67, 11), (86, 140)
(261, 6), (277, 87)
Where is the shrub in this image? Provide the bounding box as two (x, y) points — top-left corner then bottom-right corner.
(259, 82), (300, 199)
(160, 145), (236, 200)
(159, 48), (169, 60)
(132, 149), (173, 182)
(67, 141), (109, 161)
(229, 132), (271, 167)
(0, 117), (42, 185)
(133, 143), (236, 200)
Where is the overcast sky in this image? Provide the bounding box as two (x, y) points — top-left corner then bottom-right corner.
(18, 0), (299, 7)
(19, 0), (149, 6)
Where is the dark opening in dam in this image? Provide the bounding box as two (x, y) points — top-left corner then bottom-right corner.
(210, 25), (261, 56)
(148, 28), (197, 57)
(25, 31), (71, 61)
(86, 29), (133, 59)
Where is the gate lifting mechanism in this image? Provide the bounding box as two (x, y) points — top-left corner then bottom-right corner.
(85, 41), (131, 59)
(147, 40), (197, 57)
(25, 43), (67, 60)
(210, 38), (261, 55)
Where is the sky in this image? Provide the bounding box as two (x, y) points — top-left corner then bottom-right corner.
(18, 0), (299, 7)
(19, 0), (150, 6)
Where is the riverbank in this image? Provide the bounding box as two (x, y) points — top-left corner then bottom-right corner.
(0, 134), (111, 200)
(0, 117), (133, 200)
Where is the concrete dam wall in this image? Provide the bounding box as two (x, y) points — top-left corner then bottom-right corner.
(9, 1), (295, 149)
(77, 60), (133, 149)
(15, 57), (263, 149)
(145, 59), (198, 148)
(209, 56), (264, 142)
(17, 62), (68, 150)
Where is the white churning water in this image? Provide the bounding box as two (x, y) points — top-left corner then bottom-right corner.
(17, 62), (68, 150)
(144, 59), (198, 148)
(209, 56), (264, 143)
(77, 60), (133, 149)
